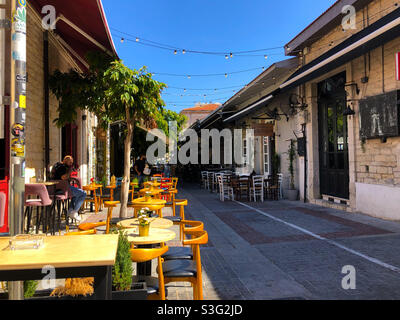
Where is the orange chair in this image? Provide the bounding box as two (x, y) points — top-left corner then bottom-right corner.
(78, 201), (120, 234)
(165, 199), (187, 240)
(100, 185), (116, 209)
(162, 230), (208, 300)
(162, 220), (204, 261)
(130, 246), (169, 300)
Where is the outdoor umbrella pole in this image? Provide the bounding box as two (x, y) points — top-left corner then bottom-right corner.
(8, 0), (27, 300)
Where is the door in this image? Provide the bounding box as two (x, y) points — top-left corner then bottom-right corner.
(263, 136), (271, 177)
(318, 72), (349, 199)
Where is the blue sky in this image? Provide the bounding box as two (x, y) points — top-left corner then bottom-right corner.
(102, 0), (337, 113)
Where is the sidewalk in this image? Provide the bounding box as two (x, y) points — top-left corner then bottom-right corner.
(82, 185), (400, 300)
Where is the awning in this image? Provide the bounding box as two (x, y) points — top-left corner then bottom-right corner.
(280, 5), (400, 92)
(223, 94), (274, 123)
(30, 0), (118, 71)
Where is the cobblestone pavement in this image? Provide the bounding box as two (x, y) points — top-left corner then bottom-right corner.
(81, 184), (400, 300)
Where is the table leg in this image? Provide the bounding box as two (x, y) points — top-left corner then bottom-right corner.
(92, 266), (112, 300)
(137, 244), (153, 276)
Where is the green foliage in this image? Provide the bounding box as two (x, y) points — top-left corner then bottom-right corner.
(112, 230), (133, 292)
(287, 140), (297, 190)
(24, 280), (38, 299)
(272, 152), (281, 176)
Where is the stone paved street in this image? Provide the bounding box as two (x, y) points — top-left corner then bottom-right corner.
(79, 183), (400, 300)
(162, 184), (400, 300)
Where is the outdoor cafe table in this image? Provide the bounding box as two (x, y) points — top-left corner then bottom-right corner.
(118, 217), (173, 229)
(129, 197), (167, 217)
(125, 227), (176, 276)
(0, 234), (119, 300)
(138, 188), (164, 199)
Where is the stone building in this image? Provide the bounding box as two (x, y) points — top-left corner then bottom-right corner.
(196, 0), (400, 220)
(0, 0), (116, 233)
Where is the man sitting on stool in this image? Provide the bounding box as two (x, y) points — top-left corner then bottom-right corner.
(52, 155), (86, 222)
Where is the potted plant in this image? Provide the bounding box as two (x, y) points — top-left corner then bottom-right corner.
(111, 229), (147, 300)
(286, 139), (299, 201)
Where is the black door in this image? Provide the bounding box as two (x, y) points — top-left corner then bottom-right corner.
(318, 72), (349, 199)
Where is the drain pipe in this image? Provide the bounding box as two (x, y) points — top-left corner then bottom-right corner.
(302, 123), (307, 203)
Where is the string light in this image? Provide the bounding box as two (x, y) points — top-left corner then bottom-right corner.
(120, 38), (125, 43)
(182, 49), (186, 54)
(264, 55), (268, 59)
(135, 37), (139, 42)
(230, 53), (233, 58)
(174, 50), (178, 55)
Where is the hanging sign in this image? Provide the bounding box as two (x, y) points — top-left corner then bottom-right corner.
(396, 52), (400, 81)
(253, 123), (274, 137)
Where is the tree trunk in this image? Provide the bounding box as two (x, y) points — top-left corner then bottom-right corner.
(120, 110), (134, 218)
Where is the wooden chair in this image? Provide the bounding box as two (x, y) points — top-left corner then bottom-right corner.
(165, 199), (187, 241)
(162, 220), (204, 262)
(130, 246), (169, 300)
(103, 201), (120, 234)
(237, 176), (250, 202)
(266, 175), (280, 201)
(100, 185), (116, 209)
(250, 175), (264, 202)
(162, 230), (208, 300)
(128, 203), (164, 218)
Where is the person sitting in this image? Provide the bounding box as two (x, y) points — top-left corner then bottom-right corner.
(52, 156), (85, 222)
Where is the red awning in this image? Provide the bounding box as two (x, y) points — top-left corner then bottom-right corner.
(30, 0), (118, 71)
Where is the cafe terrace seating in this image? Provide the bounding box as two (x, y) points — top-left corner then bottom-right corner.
(162, 230), (209, 300)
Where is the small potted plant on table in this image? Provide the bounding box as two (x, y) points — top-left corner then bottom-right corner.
(137, 209), (152, 237)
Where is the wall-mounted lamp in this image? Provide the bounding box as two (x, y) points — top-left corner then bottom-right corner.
(343, 104), (356, 116)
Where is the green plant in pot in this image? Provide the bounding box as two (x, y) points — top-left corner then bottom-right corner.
(111, 229), (147, 300)
(287, 139), (299, 201)
(112, 230), (133, 292)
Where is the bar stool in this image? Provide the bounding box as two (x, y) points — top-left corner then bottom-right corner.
(83, 185), (99, 214)
(24, 184), (53, 234)
(52, 180), (72, 234)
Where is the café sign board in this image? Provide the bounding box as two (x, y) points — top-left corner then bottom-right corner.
(253, 123), (274, 137)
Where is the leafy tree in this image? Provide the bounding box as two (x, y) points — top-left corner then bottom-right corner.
(49, 53), (166, 218)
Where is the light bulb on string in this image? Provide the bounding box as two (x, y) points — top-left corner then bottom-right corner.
(230, 53), (233, 58)
(188, 75), (191, 79)
(225, 73), (228, 78)
(120, 38), (125, 43)
(135, 37), (139, 42)
(174, 50), (178, 55)
(225, 55), (229, 60)
(264, 55), (268, 60)
(182, 49), (186, 54)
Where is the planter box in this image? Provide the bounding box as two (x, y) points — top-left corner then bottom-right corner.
(112, 282), (147, 300)
(286, 189), (299, 201)
(25, 282), (147, 300)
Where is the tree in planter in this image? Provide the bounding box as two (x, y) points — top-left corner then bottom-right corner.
(49, 53), (167, 218)
(112, 230), (133, 292)
(288, 139), (297, 190)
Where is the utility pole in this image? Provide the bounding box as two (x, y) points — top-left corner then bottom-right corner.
(8, 0), (27, 300)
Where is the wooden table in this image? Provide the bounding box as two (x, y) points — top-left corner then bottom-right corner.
(0, 234), (119, 300)
(118, 217), (173, 229)
(139, 188), (163, 198)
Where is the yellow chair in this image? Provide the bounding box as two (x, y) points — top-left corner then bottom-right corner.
(165, 199), (188, 240)
(162, 230), (208, 300)
(162, 220), (204, 261)
(164, 189), (177, 217)
(100, 185), (116, 209)
(130, 246), (169, 300)
(128, 203), (164, 218)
